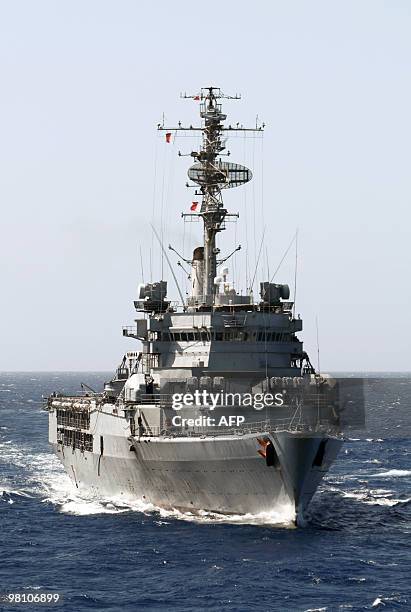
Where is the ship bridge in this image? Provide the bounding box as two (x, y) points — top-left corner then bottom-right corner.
(122, 278), (307, 385)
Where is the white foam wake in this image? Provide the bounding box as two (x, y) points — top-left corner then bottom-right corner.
(371, 469), (411, 478)
(48, 488), (296, 525)
(152, 503), (296, 527)
(51, 485), (296, 526)
(328, 487), (410, 507)
(49, 482), (296, 526)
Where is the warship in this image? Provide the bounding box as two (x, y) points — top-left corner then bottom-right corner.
(45, 87), (352, 525)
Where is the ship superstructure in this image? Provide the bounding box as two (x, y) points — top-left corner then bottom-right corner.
(45, 87), (347, 525)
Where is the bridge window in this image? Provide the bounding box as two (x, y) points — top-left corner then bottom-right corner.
(162, 329), (292, 342)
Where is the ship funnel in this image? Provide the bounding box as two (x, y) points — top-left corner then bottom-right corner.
(191, 247), (204, 299)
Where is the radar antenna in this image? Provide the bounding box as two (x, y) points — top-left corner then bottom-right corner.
(158, 86), (264, 306)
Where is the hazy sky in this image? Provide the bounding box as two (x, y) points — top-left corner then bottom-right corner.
(1, 1), (410, 371)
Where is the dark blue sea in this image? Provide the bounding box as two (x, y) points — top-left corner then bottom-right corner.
(0, 373), (410, 612)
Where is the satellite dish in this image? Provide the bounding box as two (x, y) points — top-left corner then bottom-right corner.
(188, 161), (252, 189)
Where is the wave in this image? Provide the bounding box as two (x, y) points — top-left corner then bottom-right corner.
(50, 488), (296, 526)
(155, 504), (296, 527)
(371, 469), (411, 477)
(1, 486), (34, 498)
(324, 487), (410, 508)
(43, 485), (296, 526)
(372, 595), (409, 607)
(372, 598), (384, 608)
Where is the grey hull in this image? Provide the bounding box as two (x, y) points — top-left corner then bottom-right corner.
(52, 431), (343, 523)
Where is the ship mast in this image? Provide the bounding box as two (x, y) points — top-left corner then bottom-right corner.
(159, 86), (263, 307)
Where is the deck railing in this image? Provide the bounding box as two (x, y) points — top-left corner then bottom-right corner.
(135, 417), (340, 439)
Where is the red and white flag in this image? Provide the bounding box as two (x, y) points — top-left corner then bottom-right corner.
(190, 202), (199, 211)
(193, 95), (200, 101)
(165, 132), (172, 143)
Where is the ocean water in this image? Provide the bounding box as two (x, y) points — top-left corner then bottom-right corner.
(0, 372), (410, 612)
